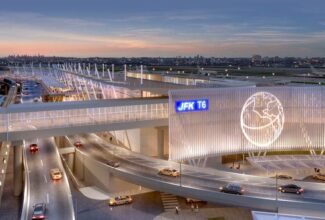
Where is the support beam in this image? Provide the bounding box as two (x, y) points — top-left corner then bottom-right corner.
(140, 65), (143, 85)
(157, 127), (164, 159)
(124, 64), (127, 81)
(112, 64), (115, 80)
(102, 64), (105, 78)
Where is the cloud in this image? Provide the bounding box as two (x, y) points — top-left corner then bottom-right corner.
(0, 10), (324, 57)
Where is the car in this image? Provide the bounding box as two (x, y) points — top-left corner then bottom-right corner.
(158, 168), (180, 177)
(32, 203), (46, 219)
(106, 160), (120, 168)
(219, 183), (244, 195)
(74, 141), (83, 148)
(50, 168), (62, 180)
(278, 184), (304, 194)
(313, 173), (325, 181)
(108, 196), (132, 206)
(29, 144), (39, 153)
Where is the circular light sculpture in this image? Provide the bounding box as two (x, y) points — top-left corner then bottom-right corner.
(240, 92), (284, 147)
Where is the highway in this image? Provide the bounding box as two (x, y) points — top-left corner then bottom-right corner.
(22, 138), (74, 220)
(67, 133), (325, 212)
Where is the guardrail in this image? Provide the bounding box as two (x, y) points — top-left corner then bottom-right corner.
(60, 154), (84, 189)
(52, 139), (76, 220)
(2, 85), (17, 107)
(20, 141), (30, 220)
(0, 142), (10, 207)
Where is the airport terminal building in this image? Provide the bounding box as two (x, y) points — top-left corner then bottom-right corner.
(169, 87), (325, 161)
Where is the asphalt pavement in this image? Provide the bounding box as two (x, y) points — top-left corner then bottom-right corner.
(23, 138), (74, 220)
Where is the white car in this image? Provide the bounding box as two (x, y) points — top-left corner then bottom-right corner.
(50, 168), (62, 180)
(108, 196), (133, 206)
(158, 168), (180, 177)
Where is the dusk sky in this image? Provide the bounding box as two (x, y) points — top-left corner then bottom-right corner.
(0, 0), (324, 57)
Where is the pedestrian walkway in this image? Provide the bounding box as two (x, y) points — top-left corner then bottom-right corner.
(160, 192), (179, 212)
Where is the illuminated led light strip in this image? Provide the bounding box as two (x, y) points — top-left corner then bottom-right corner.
(240, 91), (284, 147)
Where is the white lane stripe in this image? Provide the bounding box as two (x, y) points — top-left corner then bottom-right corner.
(43, 174), (47, 183)
(46, 193), (49, 204)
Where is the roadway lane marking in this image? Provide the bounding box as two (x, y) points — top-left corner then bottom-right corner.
(43, 174), (47, 183)
(40, 160), (44, 167)
(46, 193), (49, 204)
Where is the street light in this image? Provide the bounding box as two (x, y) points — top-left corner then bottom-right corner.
(275, 172), (278, 201)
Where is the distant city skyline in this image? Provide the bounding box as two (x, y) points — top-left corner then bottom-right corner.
(0, 0), (324, 57)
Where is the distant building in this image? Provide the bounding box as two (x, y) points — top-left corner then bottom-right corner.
(251, 55), (262, 64)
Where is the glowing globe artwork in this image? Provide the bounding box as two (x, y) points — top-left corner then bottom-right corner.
(240, 92), (284, 147)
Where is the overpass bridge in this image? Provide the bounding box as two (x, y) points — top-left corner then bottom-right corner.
(64, 133), (325, 217)
(0, 97), (168, 141)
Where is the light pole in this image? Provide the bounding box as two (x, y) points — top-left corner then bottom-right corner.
(275, 171), (278, 213)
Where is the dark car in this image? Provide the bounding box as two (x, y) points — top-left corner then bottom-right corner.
(29, 144), (39, 153)
(32, 203), (46, 219)
(219, 183), (244, 195)
(278, 184), (304, 194)
(106, 160), (120, 168)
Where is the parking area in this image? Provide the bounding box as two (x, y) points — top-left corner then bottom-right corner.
(19, 80), (44, 103)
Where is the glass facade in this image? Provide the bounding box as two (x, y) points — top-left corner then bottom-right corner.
(0, 101), (168, 133)
(169, 87), (325, 161)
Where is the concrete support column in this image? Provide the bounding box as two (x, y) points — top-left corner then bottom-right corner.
(54, 136), (67, 148)
(13, 144), (23, 196)
(66, 153), (75, 172)
(157, 127), (164, 159)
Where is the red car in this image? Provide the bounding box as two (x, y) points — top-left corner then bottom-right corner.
(74, 141), (83, 148)
(29, 144), (39, 153)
